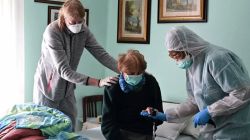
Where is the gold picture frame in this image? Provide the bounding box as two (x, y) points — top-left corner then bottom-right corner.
(117, 0), (151, 44)
(158, 0), (207, 23)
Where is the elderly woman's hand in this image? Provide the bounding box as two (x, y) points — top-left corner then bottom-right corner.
(140, 107), (167, 121)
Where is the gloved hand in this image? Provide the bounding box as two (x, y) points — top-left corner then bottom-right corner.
(99, 76), (118, 87)
(193, 108), (211, 128)
(140, 110), (167, 121)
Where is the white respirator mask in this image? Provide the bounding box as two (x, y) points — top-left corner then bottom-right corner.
(66, 23), (82, 34)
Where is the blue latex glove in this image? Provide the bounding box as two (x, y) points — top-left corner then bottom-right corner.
(193, 108), (211, 128)
(140, 111), (167, 121)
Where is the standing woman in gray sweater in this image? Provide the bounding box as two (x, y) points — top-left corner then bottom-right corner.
(33, 0), (118, 131)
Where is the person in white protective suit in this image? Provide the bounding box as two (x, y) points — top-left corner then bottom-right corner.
(141, 26), (250, 139)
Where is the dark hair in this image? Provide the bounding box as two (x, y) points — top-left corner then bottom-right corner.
(58, 0), (85, 31)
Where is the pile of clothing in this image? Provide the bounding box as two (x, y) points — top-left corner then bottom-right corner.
(0, 103), (88, 140)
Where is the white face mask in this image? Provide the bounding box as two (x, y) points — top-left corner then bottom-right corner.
(66, 23), (82, 34)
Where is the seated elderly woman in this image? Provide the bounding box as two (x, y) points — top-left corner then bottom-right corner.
(101, 49), (163, 140)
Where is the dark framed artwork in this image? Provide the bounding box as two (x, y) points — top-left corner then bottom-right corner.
(84, 9), (89, 26)
(158, 0), (207, 23)
(117, 0), (151, 44)
(48, 6), (61, 25)
(48, 6), (89, 26)
(35, 0), (64, 5)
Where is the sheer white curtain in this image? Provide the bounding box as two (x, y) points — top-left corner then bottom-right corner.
(0, 0), (24, 116)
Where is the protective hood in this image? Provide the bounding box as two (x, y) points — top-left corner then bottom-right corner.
(165, 26), (210, 57)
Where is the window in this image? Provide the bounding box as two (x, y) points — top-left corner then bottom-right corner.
(0, 0), (24, 116)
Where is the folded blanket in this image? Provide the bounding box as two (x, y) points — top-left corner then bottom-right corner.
(0, 103), (89, 140)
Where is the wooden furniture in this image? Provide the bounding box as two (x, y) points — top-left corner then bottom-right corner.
(82, 95), (103, 123)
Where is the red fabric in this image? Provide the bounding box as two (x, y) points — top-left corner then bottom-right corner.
(47, 79), (52, 93)
(20, 135), (46, 140)
(1, 128), (45, 140)
(0, 121), (16, 139)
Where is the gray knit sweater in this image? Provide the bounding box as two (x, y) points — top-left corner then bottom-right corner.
(33, 20), (118, 101)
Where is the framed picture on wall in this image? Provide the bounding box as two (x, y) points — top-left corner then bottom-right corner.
(84, 9), (89, 26)
(48, 6), (89, 26)
(158, 0), (207, 23)
(35, 0), (64, 5)
(48, 6), (61, 25)
(117, 0), (151, 44)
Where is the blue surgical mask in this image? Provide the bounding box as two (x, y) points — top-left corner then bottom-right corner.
(176, 54), (193, 69)
(124, 74), (143, 86)
(119, 74), (132, 93)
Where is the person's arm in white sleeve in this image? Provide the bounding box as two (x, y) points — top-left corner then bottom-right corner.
(207, 54), (250, 117)
(208, 86), (250, 117)
(166, 97), (199, 123)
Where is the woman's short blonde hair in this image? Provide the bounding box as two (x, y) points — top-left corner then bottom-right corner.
(58, 0), (85, 30)
(118, 50), (147, 74)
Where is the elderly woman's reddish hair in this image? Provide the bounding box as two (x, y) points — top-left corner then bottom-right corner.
(118, 49), (147, 75)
